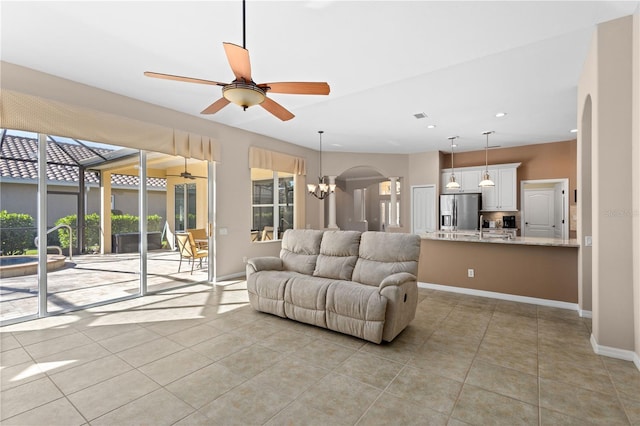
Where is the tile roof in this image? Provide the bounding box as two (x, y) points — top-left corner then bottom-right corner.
(0, 135), (166, 189)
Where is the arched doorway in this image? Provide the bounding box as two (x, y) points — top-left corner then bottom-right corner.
(332, 166), (400, 231)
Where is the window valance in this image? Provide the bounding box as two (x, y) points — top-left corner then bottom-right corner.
(249, 146), (306, 175)
(0, 89), (220, 161)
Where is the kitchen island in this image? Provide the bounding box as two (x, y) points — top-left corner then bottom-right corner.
(419, 232), (579, 304)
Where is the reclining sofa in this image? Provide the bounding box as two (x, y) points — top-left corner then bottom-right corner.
(246, 229), (421, 343)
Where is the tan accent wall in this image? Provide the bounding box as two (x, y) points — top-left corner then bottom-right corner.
(442, 139), (577, 211)
(418, 239), (578, 303)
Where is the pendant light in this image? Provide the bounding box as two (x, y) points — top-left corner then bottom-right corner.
(307, 131), (336, 200)
(479, 131), (495, 187)
(445, 136), (461, 190)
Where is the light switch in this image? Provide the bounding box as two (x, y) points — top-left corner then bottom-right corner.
(219, 227), (228, 235)
(585, 236), (592, 247)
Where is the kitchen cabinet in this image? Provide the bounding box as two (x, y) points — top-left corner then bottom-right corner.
(441, 169), (481, 193)
(481, 166), (518, 211)
(441, 163), (520, 211)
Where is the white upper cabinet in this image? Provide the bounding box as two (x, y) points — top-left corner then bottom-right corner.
(481, 167), (518, 211)
(442, 163), (520, 211)
(461, 169), (482, 193)
(441, 169), (481, 193)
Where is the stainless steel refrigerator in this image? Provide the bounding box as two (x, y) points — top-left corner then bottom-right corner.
(440, 193), (481, 231)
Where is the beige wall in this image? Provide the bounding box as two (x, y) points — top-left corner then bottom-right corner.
(419, 240), (578, 303)
(633, 13), (640, 365)
(578, 15), (639, 360)
(322, 152), (412, 232)
(0, 63), (320, 277)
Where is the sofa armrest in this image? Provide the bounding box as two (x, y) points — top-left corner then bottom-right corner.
(246, 256), (283, 275)
(379, 272), (416, 290)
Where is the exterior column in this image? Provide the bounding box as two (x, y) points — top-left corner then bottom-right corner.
(100, 171), (112, 253)
(389, 177), (399, 228)
(327, 176), (338, 229)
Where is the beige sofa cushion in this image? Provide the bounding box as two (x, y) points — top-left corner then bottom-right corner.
(352, 232), (421, 286)
(326, 281), (387, 343)
(313, 230), (361, 280)
(284, 275), (331, 327)
(247, 270), (294, 317)
(280, 229), (324, 275)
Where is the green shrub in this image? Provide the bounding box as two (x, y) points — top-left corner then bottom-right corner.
(55, 213), (100, 250)
(53, 213), (163, 250)
(111, 214), (163, 234)
(147, 215), (162, 232)
(0, 210), (35, 255)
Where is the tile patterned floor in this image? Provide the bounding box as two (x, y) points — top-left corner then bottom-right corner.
(1, 282), (639, 425)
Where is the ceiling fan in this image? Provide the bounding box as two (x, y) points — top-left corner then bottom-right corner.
(167, 158), (206, 180)
(144, 0), (330, 121)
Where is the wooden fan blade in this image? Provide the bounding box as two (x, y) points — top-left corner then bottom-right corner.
(201, 97), (230, 114)
(260, 82), (330, 95)
(223, 42), (252, 81)
(144, 71), (227, 87)
(261, 97), (294, 121)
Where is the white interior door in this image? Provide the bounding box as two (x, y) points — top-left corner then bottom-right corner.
(553, 183), (565, 239)
(523, 189), (555, 237)
(411, 185), (436, 234)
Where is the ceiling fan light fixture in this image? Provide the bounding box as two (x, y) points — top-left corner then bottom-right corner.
(222, 82), (266, 108)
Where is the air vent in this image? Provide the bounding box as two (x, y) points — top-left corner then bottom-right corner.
(413, 112), (427, 119)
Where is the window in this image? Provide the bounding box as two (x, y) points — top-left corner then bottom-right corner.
(379, 180), (401, 195)
(251, 168), (294, 241)
(174, 183), (196, 231)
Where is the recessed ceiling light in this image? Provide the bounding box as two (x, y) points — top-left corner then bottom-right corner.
(570, 129), (578, 133)
(331, 143), (342, 147)
(495, 112), (507, 118)
(413, 113), (427, 119)
(427, 124), (436, 129)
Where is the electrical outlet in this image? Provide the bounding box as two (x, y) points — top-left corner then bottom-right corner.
(467, 268), (475, 278)
(242, 256), (248, 263)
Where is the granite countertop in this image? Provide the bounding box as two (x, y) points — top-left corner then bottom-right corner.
(421, 231), (580, 247)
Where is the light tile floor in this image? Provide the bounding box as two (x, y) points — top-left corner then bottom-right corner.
(1, 281), (639, 425)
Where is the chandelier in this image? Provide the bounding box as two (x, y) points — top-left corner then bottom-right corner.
(307, 130), (336, 200)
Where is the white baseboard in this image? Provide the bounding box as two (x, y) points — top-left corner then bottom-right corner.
(579, 310), (593, 318)
(215, 271), (246, 282)
(590, 334), (640, 371)
(418, 282), (578, 311)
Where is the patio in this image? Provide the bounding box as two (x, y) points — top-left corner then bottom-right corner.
(0, 250), (209, 323)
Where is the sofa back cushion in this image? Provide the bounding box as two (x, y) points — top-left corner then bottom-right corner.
(280, 229), (324, 275)
(313, 231), (361, 280)
(352, 232), (421, 286)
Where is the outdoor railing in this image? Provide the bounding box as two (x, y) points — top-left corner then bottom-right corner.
(34, 224), (73, 261)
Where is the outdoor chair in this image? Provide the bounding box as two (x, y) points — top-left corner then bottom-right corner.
(187, 228), (208, 249)
(261, 226), (274, 241)
(176, 232), (208, 274)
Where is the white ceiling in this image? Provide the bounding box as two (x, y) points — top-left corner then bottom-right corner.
(2, 1), (639, 154)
